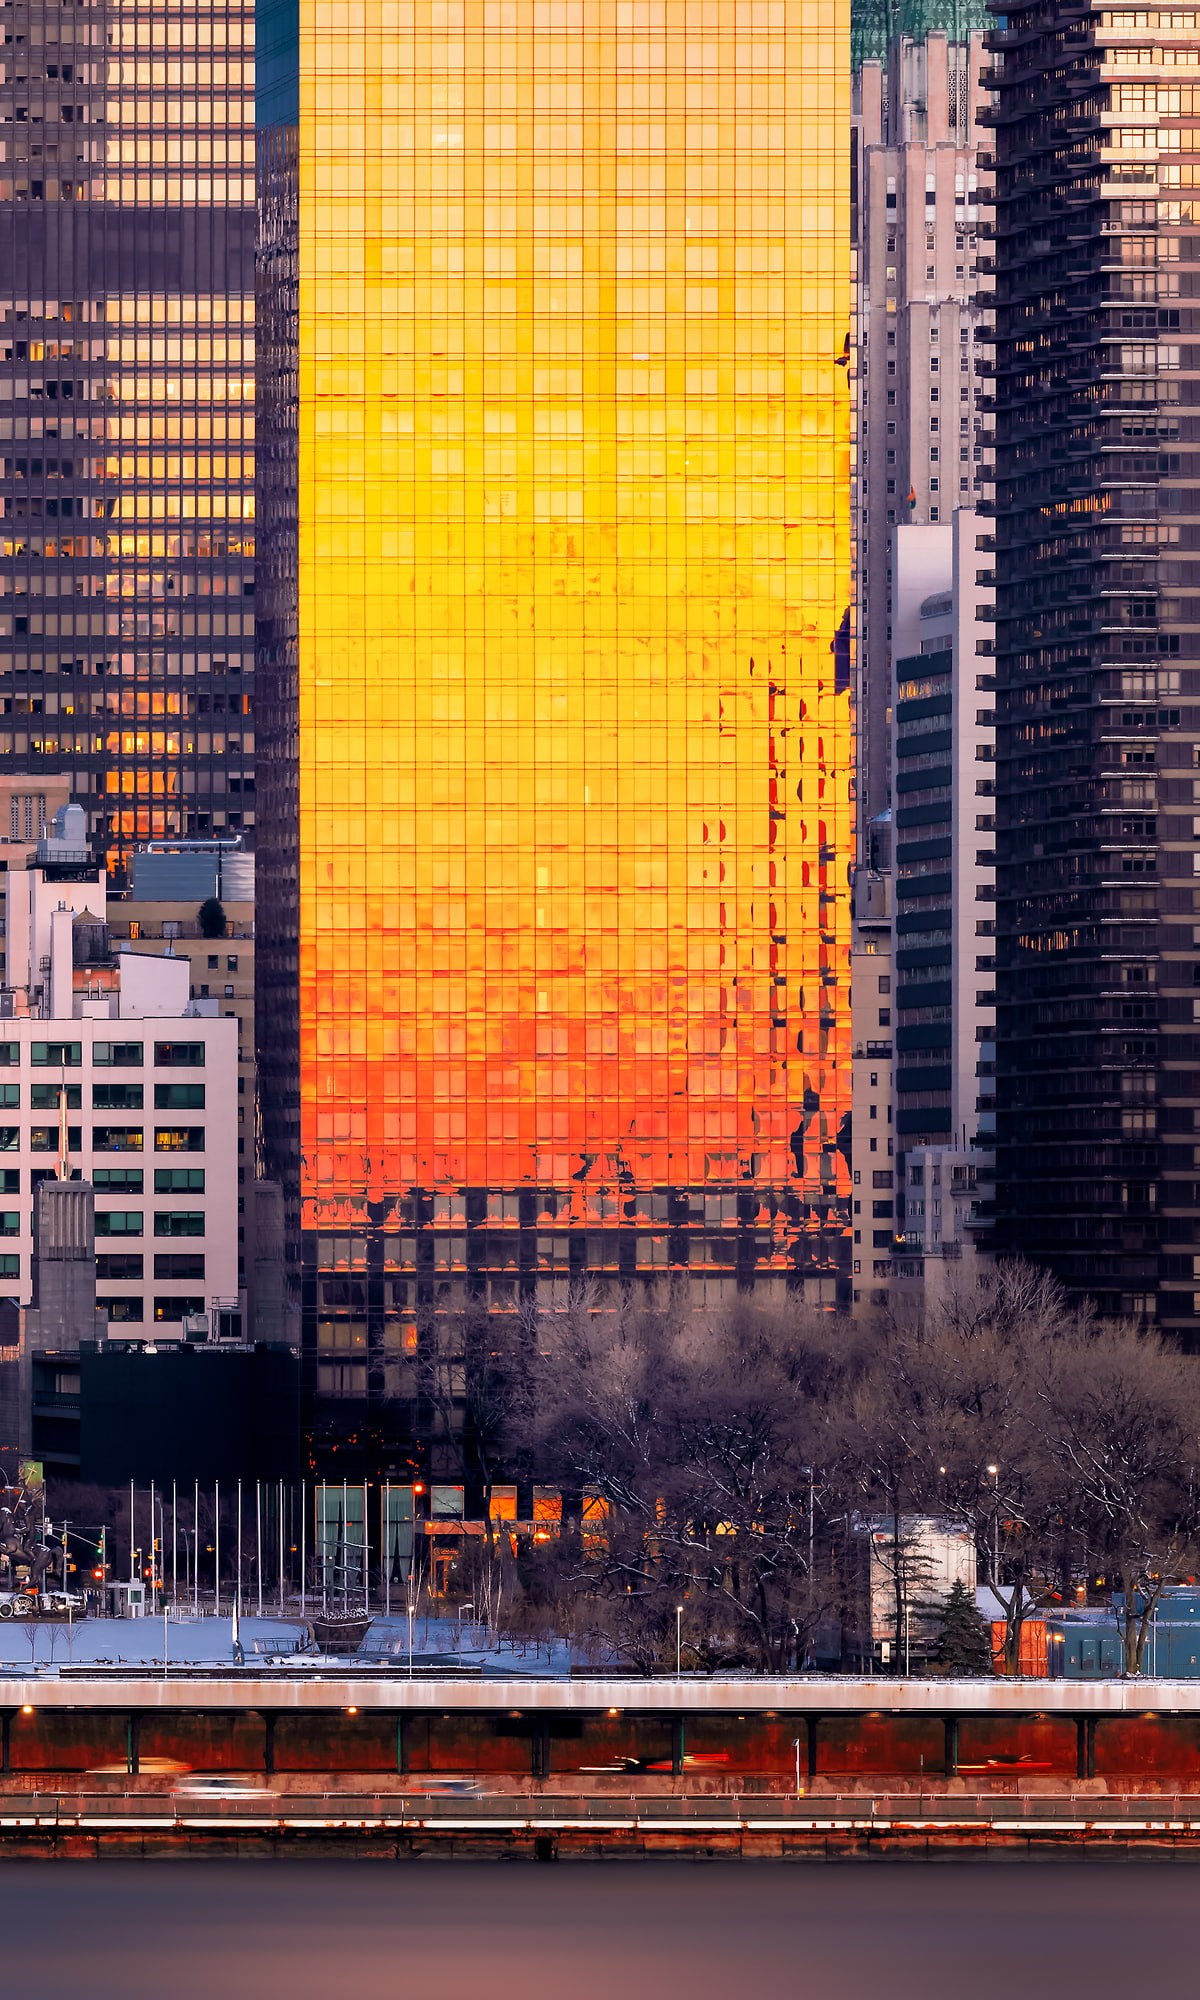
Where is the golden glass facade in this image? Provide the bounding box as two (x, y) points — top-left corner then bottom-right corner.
(259, 0), (851, 1437)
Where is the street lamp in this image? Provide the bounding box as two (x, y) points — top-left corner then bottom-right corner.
(986, 1463), (1000, 1586)
(676, 1604), (683, 1680)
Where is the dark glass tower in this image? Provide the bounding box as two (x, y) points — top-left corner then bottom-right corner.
(0, 0), (256, 877)
(986, 0), (1200, 1331)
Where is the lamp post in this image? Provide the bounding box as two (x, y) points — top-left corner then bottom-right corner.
(675, 1604), (683, 1679)
(986, 1462), (1000, 1586)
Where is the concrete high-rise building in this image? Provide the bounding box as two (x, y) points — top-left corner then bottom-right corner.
(852, 0), (988, 67)
(985, 0), (1200, 1330)
(850, 29), (997, 1311)
(853, 30), (992, 840)
(851, 513), (995, 1309)
(257, 0), (853, 1472)
(0, 809), (240, 1335)
(0, 0), (256, 875)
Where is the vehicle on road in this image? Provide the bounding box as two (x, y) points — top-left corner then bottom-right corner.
(400, 1778), (488, 1797)
(0, 1588), (85, 1619)
(170, 1775), (278, 1801)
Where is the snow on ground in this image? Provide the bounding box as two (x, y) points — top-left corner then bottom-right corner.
(0, 1614), (306, 1669)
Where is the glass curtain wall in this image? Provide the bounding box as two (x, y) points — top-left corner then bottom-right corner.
(0, 0), (257, 876)
(258, 0), (852, 1473)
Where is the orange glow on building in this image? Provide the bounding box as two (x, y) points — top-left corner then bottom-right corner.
(259, 0), (852, 1440)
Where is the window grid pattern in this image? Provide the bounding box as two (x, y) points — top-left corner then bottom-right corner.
(258, 0), (852, 1427)
(0, 0), (256, 868)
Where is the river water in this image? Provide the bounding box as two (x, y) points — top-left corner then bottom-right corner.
(5, 1861), (1198, 2000)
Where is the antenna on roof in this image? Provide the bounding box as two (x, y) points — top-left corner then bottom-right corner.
(56, 1072), (70, 1181)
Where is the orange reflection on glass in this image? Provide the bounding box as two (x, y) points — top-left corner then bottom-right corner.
(294, 0), (851, 1245)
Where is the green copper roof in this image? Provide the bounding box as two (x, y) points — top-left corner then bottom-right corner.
(852, 0), (990, 68)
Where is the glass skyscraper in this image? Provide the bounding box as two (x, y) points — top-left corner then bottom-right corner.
(985, 0), (1200, 1332)
(0, 0), (256, 875)
(258, 0), (852, 1473)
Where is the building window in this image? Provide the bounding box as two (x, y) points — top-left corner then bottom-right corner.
(153, 1296), (206, 1322)
(155, 1128), (205, 1152)
(155, 1167), (205, 1193)
(154, 1083), (205, 1110)
(93, 1168), (144, 1194)
(96, 1253), (144, 1281)
(101, 1298), (143, 1322)
(93, 1043), (143, 1068)
(154, 1042), (205, 1068)
(31, 1084), (81, 1111)
(93, 1127), (144, 1153)
(92, 1084), (144, 1110)
(30, 1126), (82, 1152)
(153, 1252), (205, 1281)
(318, 1362), (368, 1398)
(30, 1042), (81, 1067)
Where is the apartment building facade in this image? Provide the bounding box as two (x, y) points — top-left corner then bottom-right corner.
(985, 0), (1200, 1330)
(0, 809), (238, 1327)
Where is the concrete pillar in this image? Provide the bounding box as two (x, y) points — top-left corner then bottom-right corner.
(806, 1715), (820, 1778)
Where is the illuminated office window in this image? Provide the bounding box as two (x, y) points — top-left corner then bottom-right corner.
(0, 0), (257, 871)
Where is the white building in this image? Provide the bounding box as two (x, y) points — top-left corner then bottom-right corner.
(868, 1514), (977, 1668)
(0, 806), (239, 1335)
(853, 513), (995, 1312)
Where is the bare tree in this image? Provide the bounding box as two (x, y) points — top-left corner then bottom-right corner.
(1034, 1314), (1200, 1675)
(527, 1288), (865, 1672)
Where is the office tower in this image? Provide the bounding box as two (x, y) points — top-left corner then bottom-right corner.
(985, 0), (1200, 1330)
(849, 30), (996, 1310)
(0, 0), (256, 876)
(853, 32), (991, 835)
(852, 0), (988, 67)
(851, 516), (995, 1307)
(258, 0), (852, 1472)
